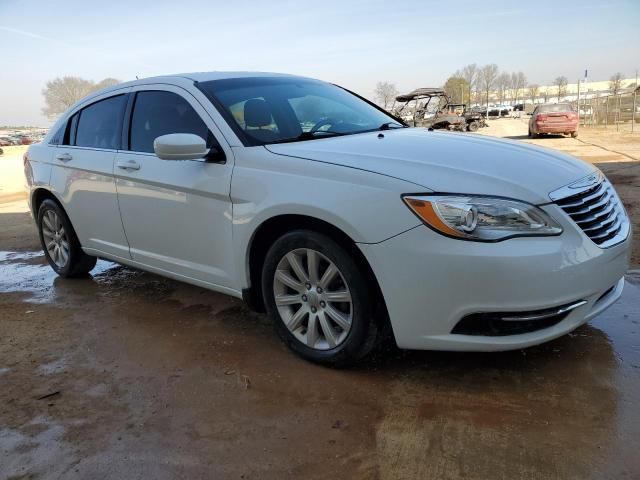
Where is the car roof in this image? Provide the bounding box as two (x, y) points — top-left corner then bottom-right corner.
(43, 71), (321, 143)
(71, 71), (313, 110)
(395, 88), (446, 102)
(97, 71), (306, 93)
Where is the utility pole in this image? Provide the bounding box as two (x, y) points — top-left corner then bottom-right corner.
(577, 79), (581, 125)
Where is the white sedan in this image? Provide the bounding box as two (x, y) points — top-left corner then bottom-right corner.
(24, 72), (630, 365)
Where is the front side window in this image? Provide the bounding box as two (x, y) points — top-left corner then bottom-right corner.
(198, 77), (404, 145)
(129, 91), (210, 153)
(75, 95), (126, 149)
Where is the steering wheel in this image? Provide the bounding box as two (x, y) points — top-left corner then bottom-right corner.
(309, 118), (338, 134)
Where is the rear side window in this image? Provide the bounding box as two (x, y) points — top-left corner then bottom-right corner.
(537, 104), (574, 113)
(74, 95), (126, 149)
(129, 91), (210, 153)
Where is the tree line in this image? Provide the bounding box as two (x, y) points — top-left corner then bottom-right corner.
(375, 67), (634, 109)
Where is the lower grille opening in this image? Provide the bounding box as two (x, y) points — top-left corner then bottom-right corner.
(452, 301), (586, 336)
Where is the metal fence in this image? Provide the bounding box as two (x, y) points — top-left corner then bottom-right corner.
(575, 90), (639, 130)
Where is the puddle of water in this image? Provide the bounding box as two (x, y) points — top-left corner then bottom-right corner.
(0, 250), (121, 303)
(37, 357), (69, 375)
(0, 416), (71, 479)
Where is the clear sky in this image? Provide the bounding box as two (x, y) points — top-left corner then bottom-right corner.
(1, 0), (638, 126)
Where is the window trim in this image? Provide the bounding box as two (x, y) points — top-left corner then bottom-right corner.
(124, 89), (226, 163)
(58, 93), (128, 151)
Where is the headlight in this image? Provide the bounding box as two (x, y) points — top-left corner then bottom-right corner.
(403, 195), (562, 241)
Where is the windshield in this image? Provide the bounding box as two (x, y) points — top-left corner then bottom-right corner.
(537, 103), (574, 113)
(197, 77), (403, 145)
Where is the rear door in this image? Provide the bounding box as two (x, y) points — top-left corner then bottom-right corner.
(114, 85), (235, 290)
(49, 92), (131, 258)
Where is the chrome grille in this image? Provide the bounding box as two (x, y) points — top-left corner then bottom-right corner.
(551, 174), (629, 248)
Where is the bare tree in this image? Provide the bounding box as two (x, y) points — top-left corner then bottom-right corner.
(528, 84), (540, 104)
(511, 72), (527, 104)
(496, 72), (510, 104)
(460, 64), (478, 105)
(95, 78), (121, 91)
(42, 76), (122, 118)
(609, 72), (625, 95)
(541, 86), (550, 103)
(374, 81), (399, 109)
(479, 64), (499, 107)
(553, 76), (568, 101)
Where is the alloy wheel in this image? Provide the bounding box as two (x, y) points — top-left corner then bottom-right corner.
(273, 248), (353, 350)
(41, 209), (69, 268)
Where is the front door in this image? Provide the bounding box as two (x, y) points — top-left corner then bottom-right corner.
(114, 86), (235, 290)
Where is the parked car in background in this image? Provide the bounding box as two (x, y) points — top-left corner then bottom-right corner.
(529, 103), (579, 138)
(0, 137), (12, 146)
(0, 136), (21, 145)
(24, 72), (629, 365)
(18, 135), (37, 145)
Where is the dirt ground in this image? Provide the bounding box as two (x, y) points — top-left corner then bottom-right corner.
(1, 132), (640, 479)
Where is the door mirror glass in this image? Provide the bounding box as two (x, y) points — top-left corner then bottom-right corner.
(153, 133), (209, 160)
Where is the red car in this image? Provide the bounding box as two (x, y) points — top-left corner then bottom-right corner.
(18, 136), (36, 145)
(528, 103), (578, 138)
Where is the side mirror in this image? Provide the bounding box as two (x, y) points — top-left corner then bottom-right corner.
(153, 133), (209, 161)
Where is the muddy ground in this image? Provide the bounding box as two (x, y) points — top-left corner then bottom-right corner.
(1, 127), (639, 479)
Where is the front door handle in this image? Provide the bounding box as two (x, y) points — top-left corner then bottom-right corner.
(55, 153), (72, 162)
(117, 160), (141, 171)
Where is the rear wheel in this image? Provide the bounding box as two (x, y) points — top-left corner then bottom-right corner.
(37, 199), (97, 277)
(262, 230), (381, 366)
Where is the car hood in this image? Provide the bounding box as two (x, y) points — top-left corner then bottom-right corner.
(265, 128), (595, 204)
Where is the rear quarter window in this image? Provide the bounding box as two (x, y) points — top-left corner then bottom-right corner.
(74, 95), (126, 150)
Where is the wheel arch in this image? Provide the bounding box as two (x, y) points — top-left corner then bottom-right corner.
(31, 188), (84, 248)
(31, 187), (62, 216)
(244, 214), (389, 326)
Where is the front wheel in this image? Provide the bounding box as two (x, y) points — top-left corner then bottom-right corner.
(467, 121), (479, 132)
(37, 199), (97, 277)
(262, 230), (381, 366)
(571, 131), (578, 138)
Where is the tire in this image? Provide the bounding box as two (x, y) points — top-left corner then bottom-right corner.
(262, 230), (381, 366)
(528, 128), (534, 138)
(571, 131), (578, 138)
(468, 121), (479, 132)
(37, 199), (97, 277)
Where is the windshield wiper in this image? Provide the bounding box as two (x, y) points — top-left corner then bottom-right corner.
(269, 130), (346, 144)
(378, 122), (405, 130)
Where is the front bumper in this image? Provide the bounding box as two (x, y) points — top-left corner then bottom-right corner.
(358, 203), (630, 351)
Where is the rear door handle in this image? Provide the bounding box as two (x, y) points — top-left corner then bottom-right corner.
(55, 153), (72, 162)
(117, 160), (141, 171)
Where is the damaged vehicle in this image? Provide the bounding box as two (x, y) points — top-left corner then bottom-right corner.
(394, 89), (484, 132)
